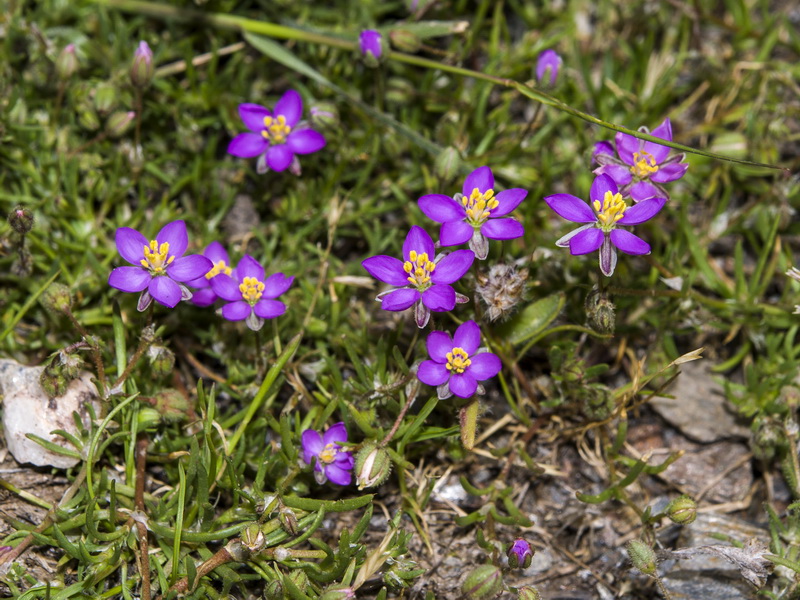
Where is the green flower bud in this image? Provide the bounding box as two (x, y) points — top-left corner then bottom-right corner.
(626, 540), (657, 576)
(78, 106), (101, 131)
(462, 564), (503, 600)
(507, 538), (534, 569)
(319, 584), (356, 600)
(130, 41), (154, 88)
(580, 385), (613, 421)
(666, 495), (697, 525)
(585, 287), (615, 335)
(434, 146), (462, 181)
(289, 569), (309, 593)
(55, 44), (78, 81)
(147, 344), (175, 378)
(517, 586), (542, 600)
(389, 29), (422, 53)
(94, 82), (118, 116)
(8, 205), (34, 234)
(137, 406), (162, 430)
(151, 389), (189, 422)
(309, 102), (340, 131)
(39, 282), (72, 313)
(263, 579), (283, 600)
(58, 350), (82, 380)
(355, 441), (392, 490)
(279, 505), (298, 535)
(40, 367), (68, 399)
(386, 77), (416, 105)
(106, 111), (135, 138)
(240, 522), (266, 553)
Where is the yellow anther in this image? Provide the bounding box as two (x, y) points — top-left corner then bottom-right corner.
(463, 187), (497, 225)
(261, 114), (292, 144)
(205, 260), (232, 280)
(239, 276), (265, 303)
(319, 443), (338, 464)
(409, 250), (418, 262)
(445, 347), (472, 374)
(403, 250), (435, 290)
(630, 150), (659, 178)
(141, 240), (173, 273)
(594, 191), (627, 226)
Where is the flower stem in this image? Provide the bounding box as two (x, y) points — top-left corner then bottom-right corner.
(133, 433), (151, 600)
(112, 303), (154, 391)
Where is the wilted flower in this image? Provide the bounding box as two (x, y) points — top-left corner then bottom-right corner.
(536, 49), (562, 86)
(594, 118), (689, 202)
(362, 226), (474, 328)
(130, 41), (154, 88)
(475, 263), (528, 322)
(301, 422), (354, 486)
(359, 29), (383, 60)
(209, 254), (293, 331)
(417, 320), (501, 399)
(507, 538), (535, 569)
(228, 90), (326, 174)
(418, 166), (527, 260)
(187, 241), (234, 307)
(544, 174), (665, 277)
(108, 220), (212, 311)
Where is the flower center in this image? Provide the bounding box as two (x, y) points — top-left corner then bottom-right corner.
(239, 276), (265, 303)
(630, 150), (659, 178)
(403, 250), (436, 290)
(319, 443), (338, 464)
(593, 191), (627, 229)
(205, 259), (232, 280)
(140, 240), (174, 274)
(445, 347), (471, 374)
(261, 115), (292, 144)
(461, 187), (500, 225)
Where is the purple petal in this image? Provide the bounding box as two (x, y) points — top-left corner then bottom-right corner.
(210, 274), (242, 302)
(301, 429), (323, 463)
(360, 30), (383, 58)
(418, 194), (465, 223)
(555, 224), (593, 248)
(569, 228), (604, 255)
(204, 241), (229, 265)
(403, 226), (435, 262)
(148, 277), (181, 308)
(618, 197), (666, 225)
(536, 49), (562, 85)
(481, 218), (523, 240)
(589, 174), (618, 204)
(426, 330), (453, 363)
(335, 451), (354, 468)
(491, 189), (527, 217)
(287, 129), (326, 154)
(599, 237), (617, 276)
(325, 463), (351, 486)
(262, 273), (294, 298)
(236, 255), (265, 282)
(593, 141), (615, 162)
(629, 181), (660, 202)
(615, 131), (639, 165)
(644, 118), (672, 163)
(228, 132), (269, 158)
(544, 194), (596, 223)
(322, 422), (348, 446)
(238, 103), (271, 133)
(449, 372), (477, 398)
(266, 144), (294, 172)
(380, 288), (419, 311)
(222, 301), (252, 320)
(431, 249), (474, 284)
(453, 320), (481, 355)
(593, 164), (632, 186)
(462, 166), (494, 196)
(254, 299), (286, 319)
(274, 89), (303, 128)
(155, 220), (188, 257)
(417, 361), (450, 386)
(109, 267), (151, 293)
(440, 220), (473, 246)
(650, 162), (688, 183)
(362, 256), (408, 286)
(167, 255), (212, 282)
(421, 284), (456, 311)
(115, 227), (148, 264)
(610, 229), (651, 255)
(469, 352), (502, 380)
(190, 287), (218, 307)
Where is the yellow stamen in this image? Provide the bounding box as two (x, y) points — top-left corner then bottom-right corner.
(445, 347), (471, 374)
(141, 240), (174, 274)
(403, 251), (435, 288)
(239, 276), (265, 303)
(319, 443), (338, 464)
(462, 187), (499, 226)
(594, 191), (628, 226)
(262, 114), (292, 144)
(205, 259), (232, 280)
(629, 150), (659, 178)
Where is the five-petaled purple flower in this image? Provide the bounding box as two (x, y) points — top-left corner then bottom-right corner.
(544, 174), (666, 277)
(362, 226), (474, 328)
(359, 30), (383, 60)
(187, 241), (234, 307)
(536, 49), (562, 86)
(109, 220), (212, 311)
(209, 254), (293, 331)
(594, 118), (689, 202)
(301, 422), (354, 486)
(417, 320), (502, 399)
(227, 90), (326, 174)
(418, 166), (527, 260)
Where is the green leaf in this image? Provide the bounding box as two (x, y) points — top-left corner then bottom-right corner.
(495, 293), (565, 345)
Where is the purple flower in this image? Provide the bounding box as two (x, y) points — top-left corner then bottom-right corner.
(544, 174), (666, 277)
(593, 118), (689, 202)
(536, 49), (562, 86)
(362, 226), (474, 328)
(417, 320), (502, 399)
(418, 166), (527, 260)
(209, 254), (293, 331)
(187, 241), (234, 307)
(359, 30), (383, 60)
(108, 220), (212, 311)
(130, 41), (153, 88)
(508, 538), (535, 569)
(227, 90), (326, 175)
(301, 422), (354, 486)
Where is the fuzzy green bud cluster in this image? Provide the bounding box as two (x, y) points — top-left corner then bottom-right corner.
(626, 540), (657, 576)
(354, 441), (392, 489)
(147, 344), (175, 378)
(40, 350), (82, 399)
(666, 495), (697, 525)
(585, 287), (615, 334)
(39, 282), (73, 314)
(462, 564), (503, 600)
(517, 586), (542, 600)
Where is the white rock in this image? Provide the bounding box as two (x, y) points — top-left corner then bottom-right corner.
(0, 359), (99, 468)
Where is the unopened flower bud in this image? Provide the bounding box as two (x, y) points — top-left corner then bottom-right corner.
(78, 106), (101, 131)
(40, 282), (72, 313)
(279, 505), (298, 535)
(94, 82), (118, 116)
(240, 522), (266, 553)
(386, 77), (416, 105)
(359, 30), (383, 67)
(507, 538), (534, 569)
(289, 569), (309, 593)
(58, 350), (82, 380)
(585, 287), (615, 335)
(517, 586), (542, 600)
(106, 111), (135, 138)
(56, 44), (79, 81)
(389, 29), (421, 53)
(462, 564), (503, 600)
(319, 584), (356, 600)
(40, 366), (68, 399)
(626, 540), (657, 576)
(580, 386), (613, 421)
(151, 389), (189, 422)
(666, 495), (697, 525)
(434, 146), (461, 181)
(147, 344), (175, 378)
(536, 49), (562, 86)
(130, 41), (154, 88)
(355, 441), (392, 490)
(137, 406), (162, 429)
(8, 206), (34, 234)
(476, 264), (528, 322)
(309, 102), (339, 131)
(263, 580), (283, 600)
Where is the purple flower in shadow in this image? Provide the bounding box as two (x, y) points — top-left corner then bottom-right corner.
(228, 90), (326, 175)
(362, 226), (474, 328)
(108, 220), (212, 311)
(593, 118), (689, 202)
(187, 241), (235, 307)
(536, 49), (562, 86)
(418, 166), (527, 260)
(417, 320), (502, 399)
(508, 538), (534, 569)
(544, 174), (666, 277)
(301, 422), (354, 486)
(209, 254), (293, 331)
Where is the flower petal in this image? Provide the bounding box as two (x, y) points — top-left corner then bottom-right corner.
(431, 249), (474, 284)
(275, 89), (303, 127)
(323, 422), (348, 446)
(148, 277), (181, 308)
(491, 188), (527, 217)
(599, 237), (617, 276)
(190, 287), (218, 307)
(629, 180), (660, 202)
(592, 140), (615, 162)
(228, 133), (268, 158)
(418, 194), (465, 223)
(650, 162), (688, 183)
(569, 227), (604, 255)
(421, 284), (456, 312)
(544, 194), (596, 223)
(301, 429), (323, 463)
(254, 299), (286, 319)
(449, 372), (477, 398)
(618, 197), (666, 225)
(266, 144), (294, 172)
(426, 330), (453, 363)
(238, 103), (271, 133)
(222, 300), (251, 320)
(109, 267), (151, 292)
(644, 118), (672, 163)
(362, 256), (408, 286)
(403, 226), (435, 262)
(417, 360), (450, 386)
(469, 352), (502, 380)
(610, 229), (651, 255)
(481, 218), (523, 240)
(204, 241), (229, 265)
(210, 274), (242, 302)
(440, 220), (473, 247)
(287, 129), (326, 154)
(115, 227), (148, 264)
(453, 320), (481, 355)
(262, 273), (294, 298)
(156, 220), (188, 257)
(325, 463), (351, 486)
(615, 131), (639, 165)
(555, 224), (594, 248)
(236, 255), (265, 282)
(167, 255), (212, 282)
(462, 166), (494, 196)
(593, 164), (632, 186)
(589, 174), (618, 204)
(380, 288), (419, 311)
